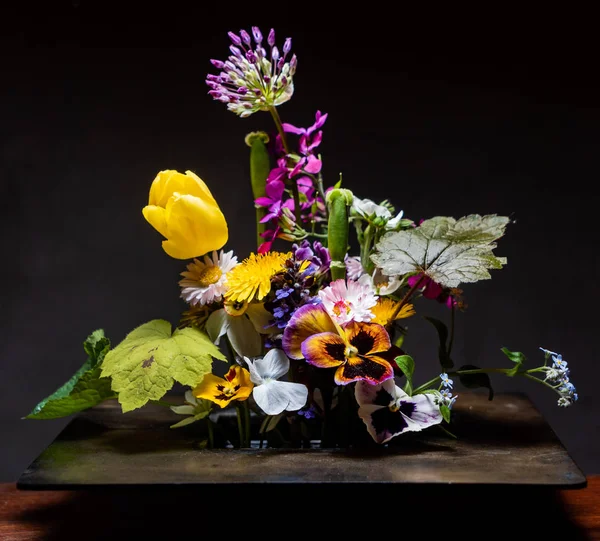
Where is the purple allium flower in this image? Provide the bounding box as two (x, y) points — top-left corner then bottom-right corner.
(207, 28), (296, 117)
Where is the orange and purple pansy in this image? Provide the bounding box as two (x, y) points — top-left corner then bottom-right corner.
(282, 303), (396, 385)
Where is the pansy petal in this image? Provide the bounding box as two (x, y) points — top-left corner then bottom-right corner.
(253, 381), (308, 415)
(357, 404), (400, 444)
(301, 332), (346, 369)
(401, 393), (443, 429)
(253, 348), (290, 381)
(334, 355), (393, 385)
(345, 321), (391, 355)
(355, 379), (397, 407)
(227, 313), (262, 357)
(282, 303), (337, 359)
(243, 357), (263, 385)
(193, 373), (234, 408)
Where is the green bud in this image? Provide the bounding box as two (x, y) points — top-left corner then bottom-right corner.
(327, 188), (353, 281)
(248, 135), (271, 249)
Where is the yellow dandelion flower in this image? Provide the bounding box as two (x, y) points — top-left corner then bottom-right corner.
(371, 298), (416, 328)
(224, 251), (291, 303)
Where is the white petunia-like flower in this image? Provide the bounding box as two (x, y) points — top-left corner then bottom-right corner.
(318, 275), (378, 325)
(179, 250), (238, 306)
(244, 349), (308, 415)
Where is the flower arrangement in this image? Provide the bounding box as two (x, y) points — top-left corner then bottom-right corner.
(25, 26), (577, 450)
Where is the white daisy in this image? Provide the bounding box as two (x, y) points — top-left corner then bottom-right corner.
(179, 250), (238, 306)
(318, 275), (378, 325)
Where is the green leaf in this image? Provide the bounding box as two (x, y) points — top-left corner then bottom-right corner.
(83, 329), (111, 367)
(501, 347), (527, 377)
(440, 404), (451, 423)
(424, 316), (453, 369)
(26, 366), (116, 419)
(100, 320), (226, 413)
(372, 214), (510, 289)
(501, 347), (526, 364)
(395, 355), (415, 395)
(26, 329), (115, 419)
(458, 364), (494, 400)
(259, 413), (283, 434)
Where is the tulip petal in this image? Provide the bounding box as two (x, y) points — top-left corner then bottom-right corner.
(282, 303), (338, 359)
(142, 205), (169, 239)
(344, 321), (391, 355)
(301, 332), (345, 369)
(149, 169), (218, 208)
(164, 193), (228, 259)
(334, 354), (393, 386)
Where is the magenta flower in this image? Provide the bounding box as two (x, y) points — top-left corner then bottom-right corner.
(283, 111), (328, 137)
(408, 274), (458, 308)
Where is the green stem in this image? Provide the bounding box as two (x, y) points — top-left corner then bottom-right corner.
(269, 106), (301, 224)
(523, 373), (563, 395)
(207, 418), (214, 449)
(236, 406), (245, 448)
(360, 225), (374, 274)
(448, 302), (455, 356)
(243, 401), (251, 447)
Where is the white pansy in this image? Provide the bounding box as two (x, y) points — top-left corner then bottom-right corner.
(244, 349), (308, 415)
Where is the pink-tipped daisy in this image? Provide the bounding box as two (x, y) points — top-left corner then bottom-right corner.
(317, 275), (377, 325)
(179, 250), (238, 306)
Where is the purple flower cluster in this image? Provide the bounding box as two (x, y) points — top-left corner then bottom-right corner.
(256, 112), (329, 253)
(206, 27), (297, 117)
(264, 244), (330, 339)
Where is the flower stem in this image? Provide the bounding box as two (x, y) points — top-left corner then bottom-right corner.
(236, 405), (245, 448)
(243, 401), (251, 446)
(207, 418), (215, 449)
(523, 373), (563, 396)
(268, 106), (301, 225)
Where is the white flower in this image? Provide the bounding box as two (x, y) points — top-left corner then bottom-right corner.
(179, 250), (238, 306)
(318, 275), (378, 325)
(206, 301), (273, 358)
(351, 196), (404, 230)
(169, 390), (212, 428)
(345, 256), (365, 281)
(368, 268), (402, 296)
(244, 349), (308, 415)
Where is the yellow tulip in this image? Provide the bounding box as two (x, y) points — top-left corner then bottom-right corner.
(142, 170), (228, 259)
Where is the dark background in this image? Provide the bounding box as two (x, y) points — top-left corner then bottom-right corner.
(1, 2), (598, 482)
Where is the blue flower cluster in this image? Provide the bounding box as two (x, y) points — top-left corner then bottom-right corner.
(540, 347), (578, 407)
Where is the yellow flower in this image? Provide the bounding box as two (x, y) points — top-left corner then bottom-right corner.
(371, 298), (416, 328)
(224, 251), (291, 303)
(193, 365), (254, 408)
(142, 169), (228, 260)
